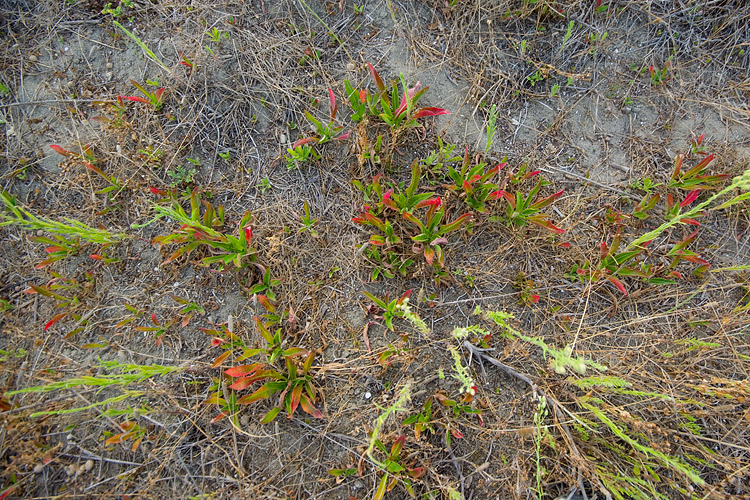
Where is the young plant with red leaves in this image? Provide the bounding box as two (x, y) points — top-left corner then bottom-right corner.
(206, 316), (322, 424)
(361, 289), (413, 332)
(444, 149), (506, 213)
(121, 80), (165, 110)
(151, 188), (256, 269)
(668, 134), (727, 191)
(135, 313), (175, 346)
(348, 63), (448, 131)
(666, 229), (711, 277)
(568, 234), (655, 295)
(23, 272), (92, 336)
(28, 234), (81, 269)
(490, 179), (565, 234)
(292, 88), (349, 150)
(402, 197), (473, 268)
(370, 434), (426, 499)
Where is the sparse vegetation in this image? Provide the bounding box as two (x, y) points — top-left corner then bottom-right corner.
(1, 2), (749, 500)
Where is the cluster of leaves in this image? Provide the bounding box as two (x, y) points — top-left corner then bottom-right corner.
(352, 154), (566, 283)
(204, 292), (322, 425)
(403, 391), (482, 448)
(150, 188), (256, 269)
(573, 134), (726, 295)
(345, 63), (449, 129)
(370, 434), (425, 499)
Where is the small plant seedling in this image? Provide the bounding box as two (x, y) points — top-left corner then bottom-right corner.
(206, 27), (229, 43)
(370, 434), (425, 499)
(668, 135), (727, 191)
(293, 89), (349, 151)
(247, 267), (281, 302)
(210, 319), (323, 423)
(298, 200), (319, 237)
(648, 61), (671, 85)
(135, 313), (175, 346)
(285, 143), (320, 169)
(121, 80), (165, 110)
(403, 197), (473, 268)
(444, 149), (505, 213)
(490, 179), (565, 234)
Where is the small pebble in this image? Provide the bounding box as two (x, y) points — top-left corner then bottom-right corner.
(33, 464), (45, 474)
(240, 415), (250, 426)
(105, 72), (112, 80)
(84, 459), (94, 472)
(65, 464), (76, 476)
(279, 133), (286, 143)
(364, 391), (372, 399)
(106, 62), (113, 69)
(29, 55), (38, 62)
(345, 62), (355, 71)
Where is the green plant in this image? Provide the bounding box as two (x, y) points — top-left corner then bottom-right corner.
(632, 192), (660, 220)
(370, 434), (425, 499)
(4, 360), (184, 417)
(490, 179), (565, 234)
(402, 197), (473, 268)
(210, 317), (322, 423)
(362, 290), (428, 334)
(206, 27), (229, 43)
(167, 164), (197, 186)
(113, 21), (170, 71)
(1, 190), (127, 245)
(121, 80), (165, 110)
(257, 177), (272, 193)
(298, 200), (319, 237)
(648, 61), (670, 85)
(484, 104), (498, 156)
(532, 396), (549, 499)
(631, 177), (661, 194)
(149, 189), (256, 269)
(362, 245), (414, 281)
(485, 310), (606, 374)
(285, 143), (320, 169)
(247, 267), (281, 302)
(444, 149), (505, 213)
(293, 89), (349, 149)
(420, 137), (462, 178)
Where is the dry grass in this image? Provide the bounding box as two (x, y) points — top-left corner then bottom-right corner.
(1, 0), (749, 499)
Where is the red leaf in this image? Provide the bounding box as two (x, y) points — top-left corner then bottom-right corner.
(50, 145), (73, 157)
(44, 312), (67, 331)
(607, 276), (627, 295)
(679, 190), (700, 208)
(121, 96), (150, 104)
(299, 393), (323, 418)
(412, 107), (450, 119)
(289, 384), (303, 416)
(229, 377), (258, 391)
(224, 363), (263, 378)
(367, 63), (385, 91)
(328, 88), (337, 120)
